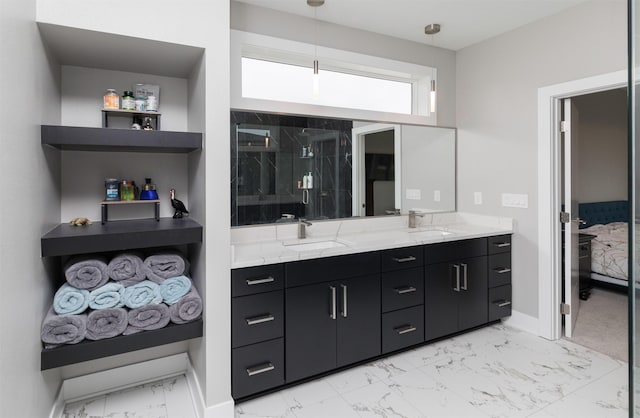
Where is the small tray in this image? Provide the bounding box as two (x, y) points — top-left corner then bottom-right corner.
(101, 199), (160, 224)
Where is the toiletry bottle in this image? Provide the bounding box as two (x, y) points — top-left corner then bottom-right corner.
(302, 174), (308, 189)
(307, 172), (313, 189)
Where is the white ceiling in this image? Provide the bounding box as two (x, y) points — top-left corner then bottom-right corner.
(234, 0), (592, 51)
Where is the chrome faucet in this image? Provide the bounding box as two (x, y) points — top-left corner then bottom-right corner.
(408, 210), (426, 228)
(298, 218), (312, 239)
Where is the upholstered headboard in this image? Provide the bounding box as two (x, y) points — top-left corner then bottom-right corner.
(578, 200), (629, 228)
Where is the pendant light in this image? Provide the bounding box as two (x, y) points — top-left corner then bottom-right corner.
(308, 0), (324, 97)
(425, 23), (440, 115)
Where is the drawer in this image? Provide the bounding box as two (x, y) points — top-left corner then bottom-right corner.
(381, 305), (424, 354)
(232, 338), (284, 399)
(381, 267), (424, 313)
(578, 241), (591, 259)
(232, 291), (284, 348)
(488, 235), (512, 255)
(488, 285), (512, 321)
(381, 246), (424, 272)
(488, 252), (512, 288)
(232, 264), (284, 297)
(425, 238), (487, 265)
(286, 251), (380, 287)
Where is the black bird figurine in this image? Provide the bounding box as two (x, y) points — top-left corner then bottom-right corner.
(170, 189), (189, 218)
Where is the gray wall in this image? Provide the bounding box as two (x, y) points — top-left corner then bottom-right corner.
(0, 1), (63, 417)
(456, 0), (627, 318)
(574, 88), (627, 204)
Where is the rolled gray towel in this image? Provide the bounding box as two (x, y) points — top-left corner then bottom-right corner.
(124, 303), (170, 335)
(64, 256), (109, 291)
(107, 253), (146, 287)
(41, 307), (87, 347)
(144, 251), (189, 284)
(85, 307), (127, 340)
(169, 286), (202, 324)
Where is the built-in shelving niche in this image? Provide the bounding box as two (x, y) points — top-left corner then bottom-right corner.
(38, 22), (207, 369)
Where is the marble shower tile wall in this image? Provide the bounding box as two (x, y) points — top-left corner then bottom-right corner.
(231, 111), (352, 226)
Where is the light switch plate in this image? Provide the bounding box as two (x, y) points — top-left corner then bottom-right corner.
(474, 192), (482, 205)
(434, 190), (441, 202)
(406, 189), (421, 200)
(502, 193), (529, 208)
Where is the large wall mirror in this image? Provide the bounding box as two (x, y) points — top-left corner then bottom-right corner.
(231, 111), (455, 226)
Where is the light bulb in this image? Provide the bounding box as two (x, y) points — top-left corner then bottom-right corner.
(430, 79), (436, 114)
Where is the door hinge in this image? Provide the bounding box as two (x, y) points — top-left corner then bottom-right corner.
(560, 212), (570, 224)
(561, 303), (571, 315)
(560, 120), (567, 133)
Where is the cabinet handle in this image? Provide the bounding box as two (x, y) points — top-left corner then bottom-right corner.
(329, 286), (337, 320)
(245, 314), (275, 326)
(246, 276), (275, 286)
(246, 362), (275, 377)
(493, 242), (511, 248)
(493, 299), (512, 308)
(453, 264), (461, 292)
(341, 284), (348, 318)
(394, 286), (417, 294)
(493, 268), (511, 274)
(392, 256), (417, 263)
(460, 263), (468, 291)
(394, 324), (417, 335)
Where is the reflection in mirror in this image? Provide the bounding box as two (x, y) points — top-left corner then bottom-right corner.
(231, 111), (455, 226)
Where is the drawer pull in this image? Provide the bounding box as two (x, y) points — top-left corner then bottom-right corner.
(394, 324), (417, 335)
(245, 314), (275, 326)
(246, 362), (275, 377)
(453, 264), (461, 292)
(246, 276), (275, 286)
(329, 286), (337, 320)
(341, 284), (348, 318)
(394, 286), (417, 295)
(493, 300), (512, 307)
(460, 263), (468, 291)
(493, 268), (511, 274)
(392, 256), (417, 263)
(493, 242), (511, 248)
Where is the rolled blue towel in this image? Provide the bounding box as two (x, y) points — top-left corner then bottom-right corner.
(53, 283), (90, 315)
(144, 251), (189, 284)
(85, 308), (127, 340)
(123, 280), (162, 309)
(41, 306), (87, 347)
(123, 303), (171, 335)
(107, 253), (146, 287)
(159, 275), (192, 305)
(64, 256), (109, 291)
(169, 286), (202, 324)
(89, 282), (125, 310)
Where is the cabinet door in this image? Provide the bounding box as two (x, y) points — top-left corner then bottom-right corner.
(457, 257), (488, 331)
(286, 282), (337, 382)
(425, 262), (459, 340)
(336, 275), (381, 368)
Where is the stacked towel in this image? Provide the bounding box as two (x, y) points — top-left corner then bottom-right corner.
(53, 283), (90, 315)
(107, 253), (146, 287)
(41, 307), (87, 347)
(144, 252), (189, 284)
(124, 304), (170, 335)
(89, 282), (125, 310)
(159, 275), (192, 305)
(85, 308), (128, 340)
(169, 286), (203, 324)
(123, 280), (162, 309)
(64, 256), (109, 290)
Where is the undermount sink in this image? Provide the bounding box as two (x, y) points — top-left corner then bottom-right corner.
(409, 229), (454, 238)
(284, 240), (347, 252)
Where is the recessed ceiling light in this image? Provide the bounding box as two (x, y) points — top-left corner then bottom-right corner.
(307, 0), (324, 6)
(424, 24), (441, 35)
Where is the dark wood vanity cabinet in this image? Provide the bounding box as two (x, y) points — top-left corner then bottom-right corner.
(285, 253), (381, 382)
(488, 235), (513, 321)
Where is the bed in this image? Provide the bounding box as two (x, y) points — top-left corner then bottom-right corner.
(578, 200), (629, 287)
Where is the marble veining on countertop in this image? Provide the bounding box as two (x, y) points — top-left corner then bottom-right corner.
(231, 212), (513, 269)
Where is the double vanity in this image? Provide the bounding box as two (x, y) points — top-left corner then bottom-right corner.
(230, 213), (513, 400)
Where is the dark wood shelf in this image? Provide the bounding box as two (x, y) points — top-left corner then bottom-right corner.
(41, 125), (201, 153)
(41, 319), (203, 370)
(41, 217), (202, 257)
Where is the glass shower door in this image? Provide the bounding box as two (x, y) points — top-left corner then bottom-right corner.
(631, 0), (638, 415)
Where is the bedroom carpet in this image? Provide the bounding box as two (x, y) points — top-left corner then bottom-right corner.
(570, 287), (628, 362)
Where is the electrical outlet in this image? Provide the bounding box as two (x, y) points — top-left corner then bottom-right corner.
(474, 192), (482, 205)
(434, 190), (441, 202)
(406, 189), (421, 200)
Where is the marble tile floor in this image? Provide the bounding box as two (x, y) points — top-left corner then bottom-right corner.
(62, 324), (630, 418)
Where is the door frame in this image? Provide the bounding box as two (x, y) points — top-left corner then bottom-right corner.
(537, 69), (626, 340)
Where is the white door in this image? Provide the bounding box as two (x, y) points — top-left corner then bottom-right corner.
(562, 98), (581, 338)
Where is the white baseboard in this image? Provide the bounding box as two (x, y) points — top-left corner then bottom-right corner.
(48, 388), (65, 418)
(186, 363), (235, 418)
(504, 310), (541, 336)
(203, 399), (235, 418)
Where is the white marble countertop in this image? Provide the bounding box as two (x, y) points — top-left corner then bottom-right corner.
(231, 212), (513, 269)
